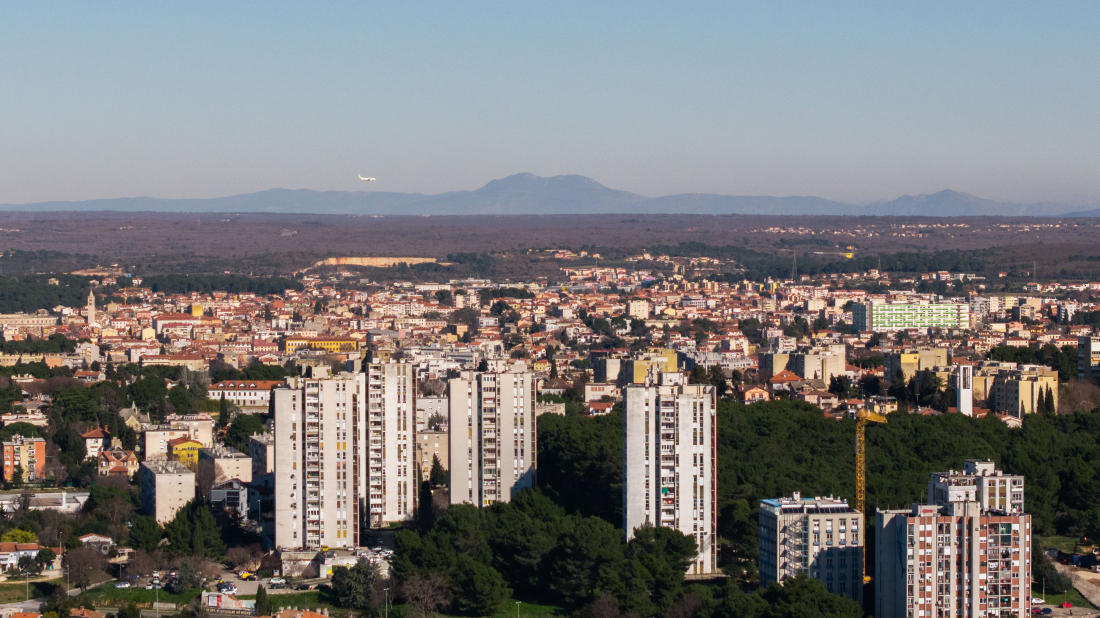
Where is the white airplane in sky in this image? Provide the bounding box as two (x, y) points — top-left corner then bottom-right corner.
(358, 175), (376, 181)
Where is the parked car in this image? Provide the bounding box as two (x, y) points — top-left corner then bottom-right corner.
(296, 583), (317, 590)
(239, 571), (255, 581)
(269, 577), (286, 585)
(270, 583), (287, 590)
(114, 582), (131, 589)
(1061, 602), (1072, 609)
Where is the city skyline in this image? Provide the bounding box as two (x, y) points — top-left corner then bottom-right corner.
(3, 3), (1100, 206)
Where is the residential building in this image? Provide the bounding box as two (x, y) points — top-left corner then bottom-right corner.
(78, 533), (115, 555)
(876, 466), (1032, 618)
(623, 373), (716, 574)
(274, 372), (366, 551)
(167, 436), (202, 469)
(852, 301), (969, 333)
(364, 361), (418, 527)
(883, 349), (949, 383)
(415, 429), (448, 480)
(248, 433), (275, 477)
(627, 299), (650, 319)
(928, 459), (1025, 514)
(758, 493), (863, 604)
(1080, 336), (1100, 382)
(80, 426), (110, 461)
(1, 435), (45, 482)
(198, 446), (252, 499)
(163, 413), (215, 446)
(992, 365), (1058, 417)
(97, 447), (139, 477)
(448, 370), (536, 507)
(208, 381), (283, 413)
(210, 479), (249, 515)
(282, 336), (358, 353)
(140, 460), (196, 524)
(141, 425), (192, 460)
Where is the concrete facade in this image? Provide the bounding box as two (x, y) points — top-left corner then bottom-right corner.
(274, 372), (366, 551)
(758, 493), (863, 604)
(140, 460), (196, 524)
(365, 362), (418, 527)
(623, 375), (716, 575)
(448, 371), (536, 507)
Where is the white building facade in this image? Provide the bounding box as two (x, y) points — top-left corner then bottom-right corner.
(622, 374), (716, 574)
(274, 373), (366, 551)
(365, 361), (417, 526)
(448, 371), (536, 507)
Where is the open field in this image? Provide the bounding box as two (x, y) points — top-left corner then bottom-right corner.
(0, 212), (1099, 279)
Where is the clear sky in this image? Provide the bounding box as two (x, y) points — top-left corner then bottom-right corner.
(2, 2), (1099, 206)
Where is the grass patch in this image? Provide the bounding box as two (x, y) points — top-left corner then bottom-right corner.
(238, 590), (342, 609)
(1032, 585), (1097, 610)
(487, 601), (564, 618)
(0, 581), (57, 603)
(1036, 536), (1081, 553)
(83, 586), (204, 606)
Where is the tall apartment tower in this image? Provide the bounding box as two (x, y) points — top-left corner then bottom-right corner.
(876, 461), (1031, 618)
(955, 364), (974, 416)
(623, 373), (716, 575)
(365, 361), (417, 526)
(274, 372), (366, 551)
(448, 371), (536, 507)
(1080, 336), (1100, 382)
(758, 493), (863, 604)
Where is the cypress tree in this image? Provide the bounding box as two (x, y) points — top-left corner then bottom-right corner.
(219, 393), (229, 426)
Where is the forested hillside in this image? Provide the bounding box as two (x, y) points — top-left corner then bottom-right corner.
(538, 400), (1100, 579)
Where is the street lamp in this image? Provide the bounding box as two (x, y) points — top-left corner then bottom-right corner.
(383, 588), (389, 618)
(516, 601), (521, 618)
(23, 571), (29, 601)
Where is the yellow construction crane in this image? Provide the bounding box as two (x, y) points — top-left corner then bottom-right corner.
(855, 409), (887, 583)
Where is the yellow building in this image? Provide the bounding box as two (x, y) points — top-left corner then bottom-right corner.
(621, 349), (679, 384)
(993, 366), (1058, 418)
(282, 336), (359, 353)
(167, 436), (203, 469)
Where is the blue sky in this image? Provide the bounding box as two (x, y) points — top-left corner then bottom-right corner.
(2, 2), (1099, 205)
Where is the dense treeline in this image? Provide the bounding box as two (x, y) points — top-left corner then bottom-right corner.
(139, 274), (301, 295)
(988, 344), (1079, 382)
(0, 333), (81, 354)
(0, 275), (98, 314)
(396, 490), (702, 617)
(0, 250), (100, 276)
(537, 400), (1100, 582)
(537, 412), (624, 526)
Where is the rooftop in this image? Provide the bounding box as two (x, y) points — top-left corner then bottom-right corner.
(141, 460), (194, 475)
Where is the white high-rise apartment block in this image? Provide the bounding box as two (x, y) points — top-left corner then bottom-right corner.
(365, 362), (417, 526)
(955, 364), (974, 416)
(274, 372), (366, 551)
(448, 371), (536, 507)
(623, 373), (716, 575)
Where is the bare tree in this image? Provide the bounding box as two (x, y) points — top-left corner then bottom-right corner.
(63, 547), (104, 591)
(578, 594), (622, 618)
(418, 378), (446, 397)
(401, 574), (451, 618)
(1059, 381), (1100, 414)
(128, 550), (155, 577)
(665, 594), (702, 618)
(225, 547), (254, 570)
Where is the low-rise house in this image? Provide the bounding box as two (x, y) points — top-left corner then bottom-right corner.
(78, 533), (115, 555)
(167, 436), (202, 469)
(80, 426), (110, 461)
(97, 447), (139, 477)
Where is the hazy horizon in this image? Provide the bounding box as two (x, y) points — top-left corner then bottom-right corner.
(3, 3), (1100, 206)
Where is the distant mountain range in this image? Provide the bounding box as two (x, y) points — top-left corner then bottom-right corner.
(3, 173), (1096, 217)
